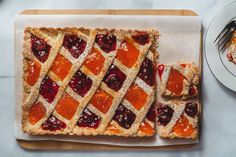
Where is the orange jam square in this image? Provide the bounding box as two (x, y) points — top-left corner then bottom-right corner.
(50, 53), (72, 80)
(166, 68), (186, 96)
(125, 83), (148, 110)
(27, 60), (41, 86)
(90, 88), (113, 114)
(29, 101), (46, 125)
(173, 115), (194, 137)
(83, 47), (105, 75)
(106, 124), (121, 134)
(116, 39), (140, 68)
(55, 93), (79, 120)
(139, 121), (154, 135)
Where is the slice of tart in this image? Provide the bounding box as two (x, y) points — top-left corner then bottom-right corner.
(157, 63), (199, 99)
(156, 101), (199, 139)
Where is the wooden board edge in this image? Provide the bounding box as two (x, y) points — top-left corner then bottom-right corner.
(16, 9), (201, 150)
(19, 9), (198, 16)
(17, 139), (197, 151)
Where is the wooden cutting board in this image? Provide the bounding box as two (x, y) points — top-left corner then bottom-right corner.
(17, 9), (201, 150)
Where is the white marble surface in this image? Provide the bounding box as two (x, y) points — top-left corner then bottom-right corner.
(0, 0), (236, 156)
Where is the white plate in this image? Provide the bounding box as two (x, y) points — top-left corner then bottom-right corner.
(205, 1), (236, 91)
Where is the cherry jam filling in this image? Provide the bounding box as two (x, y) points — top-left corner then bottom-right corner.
(77, 108), (101, 129)
(138, 58), (155, 86)
(146, 103), (156, 122)
(63, 33), (87, 58)
(184, 102), (198, 118)
(131, 31), (150, 45)
(112, 104), (136, 129)
(157, 64), (164, 78)
(103, 65), (126, 91)
(39, 76), (59, 103)
(189, 86), (197, 96)
(31, 34), (51, 63)
(95, 33), (116, 53)
(42, 115), (66, 131)
(157, 103), (174, 126)
(69, 70), (92, 97)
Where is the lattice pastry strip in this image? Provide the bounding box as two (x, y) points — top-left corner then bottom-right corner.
(136, 103), (156, 137)
(104, 50), (157, 137)
(35, 29), (124, 134)
(23, 27), (64, 107)
(73, 30), (159, 136)
(156, 101), (199, 139)
(22, 28), (96, 134)
(157, 63), (199, 99)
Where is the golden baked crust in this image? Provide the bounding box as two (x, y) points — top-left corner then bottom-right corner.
(22, 27), (159, 137)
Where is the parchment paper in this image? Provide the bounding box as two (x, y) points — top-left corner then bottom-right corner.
(14, 14), (201, 147)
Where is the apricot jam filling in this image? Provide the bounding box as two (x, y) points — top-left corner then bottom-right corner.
(83, 47), (105, 75)
(116, 40), (139, 68)
(29, 101), (46, 125)
(124, 83), (148, 111)
(90, 88), (113, 114)
(55, 93), (79, 120)
(106, 124), (121, 134)
(139, 121), (154, 135)
(166, 68), (186, 95)
(27, 60), (41, 86)
(173, 115), (194, 137)
(50, 53), (72, 80)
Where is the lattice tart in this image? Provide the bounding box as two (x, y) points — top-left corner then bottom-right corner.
(156, 101), (200, 139)
(21, 27), (159, 137)
(157, 63), (199, 99)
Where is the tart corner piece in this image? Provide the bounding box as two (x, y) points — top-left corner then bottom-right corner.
(156, 101), (199, 139)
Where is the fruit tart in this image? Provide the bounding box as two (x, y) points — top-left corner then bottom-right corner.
(21, 27), (159, 137)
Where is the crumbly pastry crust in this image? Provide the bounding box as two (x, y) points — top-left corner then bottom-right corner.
(22, 27), (160, 137)
(159, 62), (199, 99)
